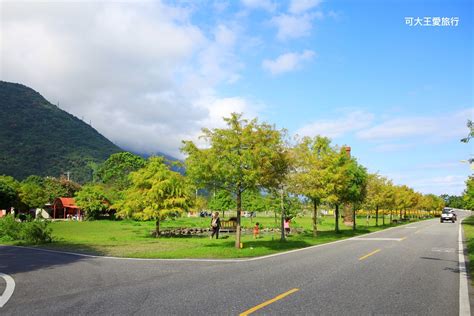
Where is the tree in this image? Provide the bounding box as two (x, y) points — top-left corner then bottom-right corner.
(394, 185), (418, 219)
(191, 195), (208, 215)
(440, 194), (466, 209)
(42, 176), (81, 203)
(19, 176), (48, 209)
(182, 113), (288, 248)
(265, 189), (302, 227)
(290, 136), (335, 236)
(96, 152), (146, 190)
(463, 176), (474, 210)
(0, 175), (20, 210)
(326, 149), (368, 232)
(419, 194), (444, 215)
(242, 189), (269, 223)
(75, 184), (110, 220)
(115, 157), (192, 235)
(365, 174), (396, 226)
(461, 120), (474, 143)
(208, 190), (235, 218)
(461, 120), (473, 164)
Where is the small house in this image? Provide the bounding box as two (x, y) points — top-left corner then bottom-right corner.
(52, 197), (82, 219)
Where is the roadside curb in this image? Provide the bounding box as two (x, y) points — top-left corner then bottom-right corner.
(0, 219), (434, 263)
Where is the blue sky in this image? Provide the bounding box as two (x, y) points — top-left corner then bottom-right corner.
(1, 0), (472, 195)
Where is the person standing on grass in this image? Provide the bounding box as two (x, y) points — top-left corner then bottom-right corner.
(284, 217), (291, 236)
(210, 212), (221, 239)
(253, 222), (260, 239)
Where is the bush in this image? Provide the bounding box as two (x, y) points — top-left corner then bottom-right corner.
(0, 215), (21, 241)
(0, 214), (52, 244)
(20, 220), (52, 244)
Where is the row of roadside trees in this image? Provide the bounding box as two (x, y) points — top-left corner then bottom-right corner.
(1, 113), (453, 249)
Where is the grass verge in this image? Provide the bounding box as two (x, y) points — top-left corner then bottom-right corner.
(462, 215), (474, 284)
(2, 215), (428, 259)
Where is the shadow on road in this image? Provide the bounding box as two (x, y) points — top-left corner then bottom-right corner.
(0, 245), (96, 275)
(420, 256), (458, 263)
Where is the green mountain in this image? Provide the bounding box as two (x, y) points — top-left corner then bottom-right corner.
(0, 81), (123, 183)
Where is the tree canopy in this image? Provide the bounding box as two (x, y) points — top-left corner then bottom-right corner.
(96, 152), (146, 190)
(115, 157), (192, 234)
(182, 113), (289, 247)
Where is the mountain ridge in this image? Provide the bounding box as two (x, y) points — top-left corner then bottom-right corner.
(0, 81), (123, 182)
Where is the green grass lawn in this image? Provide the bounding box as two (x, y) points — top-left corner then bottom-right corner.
(7, 214), (427, 259)
(462, 215), (474, 284)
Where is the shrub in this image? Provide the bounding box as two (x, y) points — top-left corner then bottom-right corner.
(0, 215), (21, 241)
(20, 220), (53, 244)
(0, 215), (52, 244)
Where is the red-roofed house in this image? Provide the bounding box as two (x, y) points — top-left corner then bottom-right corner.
(52, 197), (82, 219)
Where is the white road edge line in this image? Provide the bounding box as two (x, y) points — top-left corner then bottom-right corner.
(0, 273), (15, 308)
(351, 237), (404, 241)
(0, 218), (436, 263)
(459, 219), (470, 316)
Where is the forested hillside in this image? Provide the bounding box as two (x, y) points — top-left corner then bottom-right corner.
(0, 81), (122, 182)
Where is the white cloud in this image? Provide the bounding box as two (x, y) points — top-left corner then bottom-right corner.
(357, 109), (472, 141)
(289, 0), (322, 14)
(384, 172), (467, 195)
(241, 0), (276, 12)
(0, 1), (252, 158)
(410, 175), (467, 195)
(270, 12), (322, 40)
(296, 111), (375, 138)
(373, 143), (415, 153)
(262, 50), (315, 75)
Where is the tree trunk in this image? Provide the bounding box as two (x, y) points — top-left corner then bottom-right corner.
(235, 186), (242, 249)
(399, 209), (402, 220)
(335, 204), (340, 233)
(375, 205), (379, 227)
(390, 210), (393, 223)
(274, 209), (277, 225)
(155, 219), (160, 237)
(280, 190), (285, 241)
(312, 199), (318, 237)
(352, 206), (356, 231)
(382, 210), (385, 226)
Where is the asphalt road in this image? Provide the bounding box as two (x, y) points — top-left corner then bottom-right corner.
(0, 212), (471, 315)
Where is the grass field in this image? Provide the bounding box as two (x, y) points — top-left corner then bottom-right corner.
(7, 214), (427, 259)
(462, 215), (474, 284)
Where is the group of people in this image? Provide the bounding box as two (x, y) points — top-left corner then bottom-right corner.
(209, 212), (292, 240)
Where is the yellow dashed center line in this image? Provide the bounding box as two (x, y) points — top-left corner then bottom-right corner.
(239, 288), (299, 316)
(359, 249), (381, 261)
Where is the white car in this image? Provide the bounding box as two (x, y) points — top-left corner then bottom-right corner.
(440, 208), (456, 223)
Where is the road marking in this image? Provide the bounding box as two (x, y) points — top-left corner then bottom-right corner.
(239, 288), (299, 316)
(404, 227), (418, 229)
(399, 236), (407, 241)
(352, 237), (404, 241)
(359, 249), (381, 261)
(431, 247), (455, 253)
(458, 220), (470, 316)
(0, 273), (15, 308)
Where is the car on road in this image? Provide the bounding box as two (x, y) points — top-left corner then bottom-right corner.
(440, 208), (456, 223)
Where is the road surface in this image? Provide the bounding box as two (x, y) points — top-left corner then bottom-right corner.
(0, 212), (471, 315)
